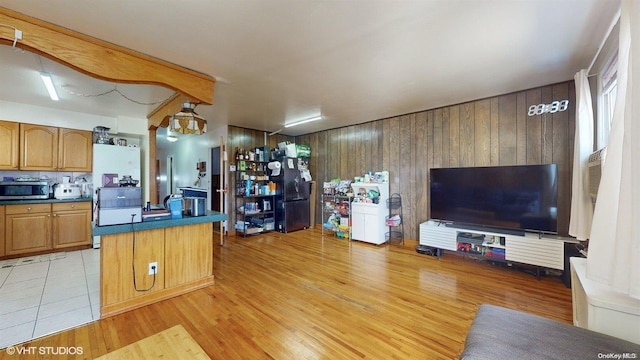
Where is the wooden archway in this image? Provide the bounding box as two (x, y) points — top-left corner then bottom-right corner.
(0, 7), (216, 203)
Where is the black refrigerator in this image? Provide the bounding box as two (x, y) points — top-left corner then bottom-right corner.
(271, 157), (311, 233)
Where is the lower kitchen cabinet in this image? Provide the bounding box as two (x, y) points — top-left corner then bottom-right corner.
(3, 201), (92, 257)
(5, 203), (52, 256)
(52, 202), (92, 249)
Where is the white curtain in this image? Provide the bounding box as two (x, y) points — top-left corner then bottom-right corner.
(586, 0), (640, 300)
(568, 70), (594, 240)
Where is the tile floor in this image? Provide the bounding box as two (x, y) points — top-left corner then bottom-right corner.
(0, 249), (100, 349)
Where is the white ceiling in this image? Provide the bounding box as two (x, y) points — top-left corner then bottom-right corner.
(0, 0), (620, 137)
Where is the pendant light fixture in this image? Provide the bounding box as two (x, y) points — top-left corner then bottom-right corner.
(169, 102), (207, 135)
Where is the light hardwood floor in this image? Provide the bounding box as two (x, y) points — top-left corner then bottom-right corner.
(0, 229), (572, 359)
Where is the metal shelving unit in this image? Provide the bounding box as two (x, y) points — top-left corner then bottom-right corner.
(386, 193), (404, 245)
(321, 194), (352, 239)
(234, 160), (275, 236)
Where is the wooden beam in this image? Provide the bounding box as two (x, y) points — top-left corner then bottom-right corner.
(0, 7), (215, 104)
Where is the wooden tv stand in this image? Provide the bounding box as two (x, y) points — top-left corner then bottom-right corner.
(419, 220), (569, 272)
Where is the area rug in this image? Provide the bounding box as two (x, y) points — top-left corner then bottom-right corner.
(95, 325), (210, 360)
(0, 252), (66, 268)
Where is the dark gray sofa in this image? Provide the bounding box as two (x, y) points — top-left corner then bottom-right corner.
(460, 304), (640, 359)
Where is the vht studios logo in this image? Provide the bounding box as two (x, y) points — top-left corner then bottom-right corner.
(5, 346), (84, 356)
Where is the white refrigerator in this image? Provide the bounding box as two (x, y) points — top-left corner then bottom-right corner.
(92, 144), (141, 248)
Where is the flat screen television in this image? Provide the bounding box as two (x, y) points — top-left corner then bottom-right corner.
(429, 164), (558, 235)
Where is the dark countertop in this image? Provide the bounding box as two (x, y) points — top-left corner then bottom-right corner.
(0, 197), (92, 205)
(92, 211), (227, 236)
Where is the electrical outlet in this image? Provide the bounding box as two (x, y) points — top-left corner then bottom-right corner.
(148, 262), (158, 275)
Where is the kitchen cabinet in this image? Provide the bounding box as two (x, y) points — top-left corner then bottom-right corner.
(0, 120), (19, 170)
(5, 203), (52, 256)
(0, 206), (5, 257)
(20, 124), (59, 170)
(19, 124), (92, 171)
(3, 201), (92, 257)
(58, 128), (93, 171)
(52, 202), (92, 249)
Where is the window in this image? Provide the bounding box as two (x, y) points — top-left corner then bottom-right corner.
(598, 52), (618, 148)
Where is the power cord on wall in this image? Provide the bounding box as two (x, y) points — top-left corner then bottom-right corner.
(131, 214), (156, 292)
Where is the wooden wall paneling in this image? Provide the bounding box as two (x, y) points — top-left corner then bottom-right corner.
(541, 85), (554, 164)
(366, 120), (375, 172)
(346, 125), (358, 177)
(414, 111), (430, 238)
(448, 105), (460, 167)
(474, 99), (491, 166)
(516, 92), (528, 165)
(425, 110), (435, 239)
(441, 108), (451, 168)
(298, 81), (573, 238)
(498, 94), (518, 165)
(333, 128), (342, 179)
(354, 124), (365, 176)
(490, 98), (500, 165)
(525, 89), (543, 164)
(426, 110), (434, 169)
(349, 125), (358, 178)
(363, 122), (373, 174)
(381, 118), (391, 179)
(388, 117), (401, 193)
(460, 103), (475, 166)
(372, 121), (380, 173)
(398, 114), (414, 238)
(339, 127), (349, 178)
(433, 109), (443, 169)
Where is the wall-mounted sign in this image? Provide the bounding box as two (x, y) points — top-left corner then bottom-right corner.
(528, 100), (569, 116)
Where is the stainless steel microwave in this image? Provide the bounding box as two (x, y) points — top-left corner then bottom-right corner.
(0, 181), (49, 200)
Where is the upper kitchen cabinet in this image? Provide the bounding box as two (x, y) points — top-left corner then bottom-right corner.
(20, 124), (59, 170)
(19, 124), (92, 172)
(0, 120), (19, 170)
(58, 129), (93, 171)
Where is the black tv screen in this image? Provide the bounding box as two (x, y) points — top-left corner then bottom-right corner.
(429, 164), (558, 234)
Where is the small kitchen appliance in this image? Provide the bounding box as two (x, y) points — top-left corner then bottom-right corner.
(97, 187), (142, 226)
(53, 183), (82, 199)
(185, 197), (206, 216)
(0, 181), (49, 200)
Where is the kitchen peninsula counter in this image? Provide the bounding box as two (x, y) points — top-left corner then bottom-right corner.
(94, 211), (227, 318)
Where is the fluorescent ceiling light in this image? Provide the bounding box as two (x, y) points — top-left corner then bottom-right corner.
(284, 115), (322, 128)
(40, 72), (59, 101)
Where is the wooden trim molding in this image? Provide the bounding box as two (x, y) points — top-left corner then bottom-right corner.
(0, 7), (215, 104)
